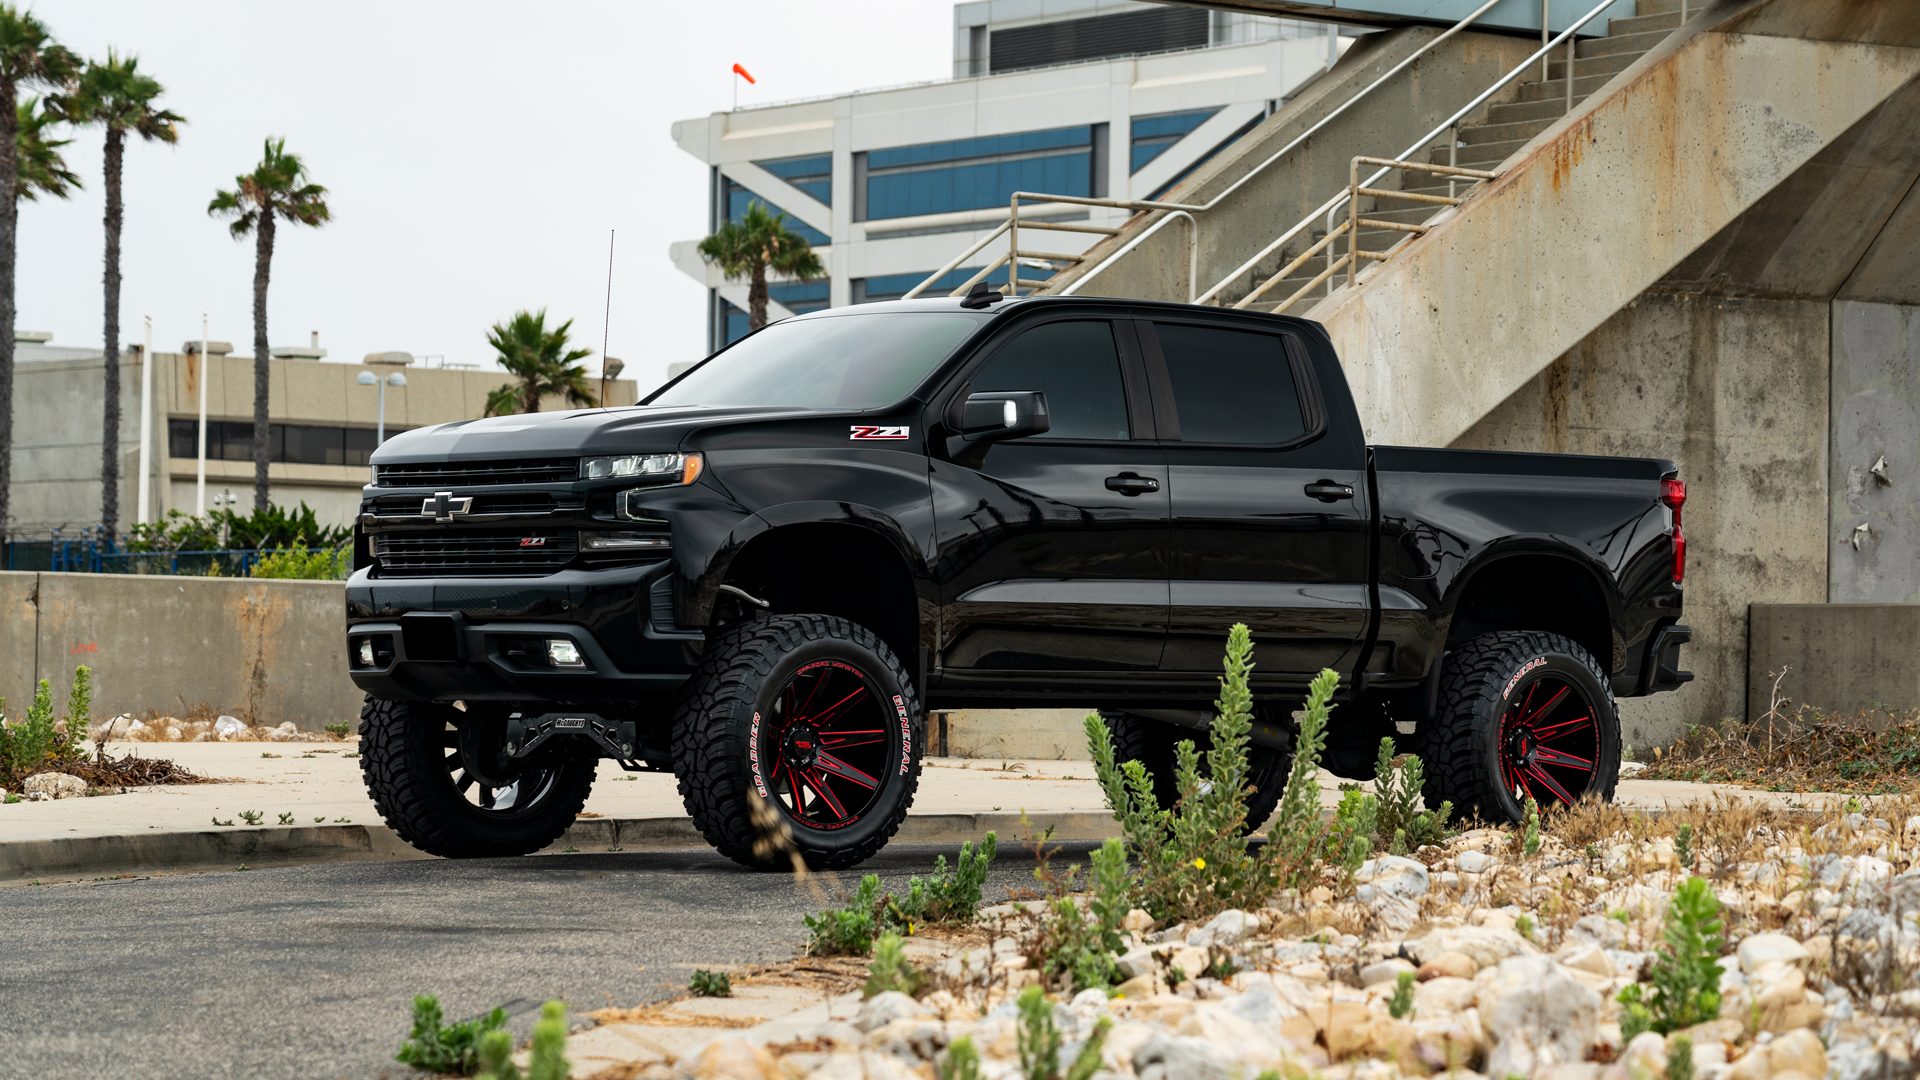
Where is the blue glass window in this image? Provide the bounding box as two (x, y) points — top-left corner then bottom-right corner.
(721, 280), (832, 344)
(756, 153), (832, 206)
(1129, 108), (1220, 173)
(863, 126), (1098, 221)
(857, 264), (1052, 304)
(722, 178), (830, 247)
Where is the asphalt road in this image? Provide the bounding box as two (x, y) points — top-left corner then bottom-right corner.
(0, 841), (1089, 1080)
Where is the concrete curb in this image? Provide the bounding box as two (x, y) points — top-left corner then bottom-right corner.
(0, 811), (1120, 884)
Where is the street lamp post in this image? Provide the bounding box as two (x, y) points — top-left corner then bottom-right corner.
(356, 370), (408, 443)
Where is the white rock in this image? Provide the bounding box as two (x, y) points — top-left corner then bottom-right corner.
(1408, 925), (1535, 968)
(1618, 761), (1647, 778)
(864, 1018), (946, 1062)
(1189, 908), (1253, 948)
(1766, 1029), (1828, 1078)
(1457, 849), (1496, 874)
(1068, 988), (1109, 1011)
(1619, 1031), (1668, 1078)
(1116, 946), (1158, 980)
(1737, 932), (1810, 974)
(1361, 957), (1416, 987)
(1560, 945), (1614, 978)
(1132, 1031), (1235, 1080)
(265, 721), (299, 742)
(22, 772), (86, 800)
(213, 715), (248, 739)
(1356, 856), (1430, 902)
(1415, 976), (1479, 1014)
(852, 992), (929, 1033)
(1827, 1038), (1917, 1080)
(1476, 955), (1601, 1077)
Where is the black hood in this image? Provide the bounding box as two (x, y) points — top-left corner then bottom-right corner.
(370, 404), (834, 463)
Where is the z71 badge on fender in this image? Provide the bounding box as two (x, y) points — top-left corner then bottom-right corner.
(849, 425), (909, 441)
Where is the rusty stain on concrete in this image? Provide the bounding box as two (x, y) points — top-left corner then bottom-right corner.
(233, 583), (291, 725)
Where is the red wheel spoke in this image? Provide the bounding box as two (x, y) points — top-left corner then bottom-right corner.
(1530, 714), (1593, 741)
(1525, 763), (1578, 806)
(1533, 746), (1594, 771)
(815, 752), (878, 791)
(1520, 685), (1570, 728)
(821, 734), (886, 750)
(803, 770), (849, 818)
(800, 686), (868, 726)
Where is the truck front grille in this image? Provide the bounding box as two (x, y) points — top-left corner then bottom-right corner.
(372, 528), (577, 578)
(374, 458), (577, 487)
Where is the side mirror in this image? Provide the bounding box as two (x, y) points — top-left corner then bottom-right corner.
(960, 391), (1049, 442)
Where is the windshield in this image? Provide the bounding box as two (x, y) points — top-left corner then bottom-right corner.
(648, 311), (991, 410)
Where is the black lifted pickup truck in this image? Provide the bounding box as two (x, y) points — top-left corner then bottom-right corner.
(347, 292), (1691, 869)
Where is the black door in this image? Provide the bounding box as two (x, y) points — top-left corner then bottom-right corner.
(1138, 316), (1371, 679)
(927, 314), (1170, 674)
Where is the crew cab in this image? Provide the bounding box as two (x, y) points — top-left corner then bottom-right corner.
(347, 292), (1690, 868)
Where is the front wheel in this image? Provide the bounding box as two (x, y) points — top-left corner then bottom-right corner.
(1421, 630), (1621, 823)
(359, 697), (596, 858)
(673, 614), (923, 870)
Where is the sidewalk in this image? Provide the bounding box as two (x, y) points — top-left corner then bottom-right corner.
(0, 741), (1845, 881)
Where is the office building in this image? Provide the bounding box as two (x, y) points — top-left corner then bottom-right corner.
(671, 0), (1346, 349)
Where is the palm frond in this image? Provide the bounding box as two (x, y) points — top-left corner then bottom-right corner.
(696, 199), (825, 286)
(15, 96), (80, 201)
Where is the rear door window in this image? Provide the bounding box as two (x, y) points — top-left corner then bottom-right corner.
(1151, 322), (1308, 445)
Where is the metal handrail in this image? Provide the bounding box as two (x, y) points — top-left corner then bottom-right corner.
(901, 0), (1510, 301)
(1198, 0), (1619, 309)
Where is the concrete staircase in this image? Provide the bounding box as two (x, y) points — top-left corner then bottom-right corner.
(1308, 0), (1920, 447)
(1254, 1), (1691, 306)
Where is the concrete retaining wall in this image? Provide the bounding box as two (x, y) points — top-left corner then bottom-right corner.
(1454, 292), (1833, 749)
(1831, 300), (1920, 603)
(1749, 604), (1920, 719)
(0, 571), (359, 729)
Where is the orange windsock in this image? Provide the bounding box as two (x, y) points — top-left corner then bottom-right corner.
(732, 63), (756, 84)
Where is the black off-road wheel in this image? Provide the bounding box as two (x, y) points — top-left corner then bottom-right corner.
(1421, 630), (1621, 824)
(359, 696), (596, 858)
(672, 614), (923, 871)
(1100, 710), (1293, 831)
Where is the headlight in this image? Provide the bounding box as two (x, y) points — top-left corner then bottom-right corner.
(580, 452), (703, 485)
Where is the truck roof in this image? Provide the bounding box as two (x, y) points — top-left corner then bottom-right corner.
(786, 293), (1326, 334)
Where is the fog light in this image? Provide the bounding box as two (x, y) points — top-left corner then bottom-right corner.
(547, 639), (585, 668)
(356, 639), (375, 667)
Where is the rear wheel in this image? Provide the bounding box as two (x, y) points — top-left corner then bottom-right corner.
(359, 696), (595, 858)
(1101, 710), (1292, 831)
(673, 614), (922, 870)
(1421, 630), (1620, 823)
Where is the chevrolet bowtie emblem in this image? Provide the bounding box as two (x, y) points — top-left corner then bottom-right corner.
(423, 491), (473, 522)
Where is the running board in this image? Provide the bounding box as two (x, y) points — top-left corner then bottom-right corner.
(1128, 709), (1294, 752)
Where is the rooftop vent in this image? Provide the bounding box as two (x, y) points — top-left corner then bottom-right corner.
(183, 340), (234, 356)
(15, 330), (53, 344)
(363, 351), (414, 367)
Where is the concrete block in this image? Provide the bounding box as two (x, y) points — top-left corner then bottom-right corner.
(938, 708), (1093, 760)
(32, 573), (357, 729)
(1748, 604), (1920, 719)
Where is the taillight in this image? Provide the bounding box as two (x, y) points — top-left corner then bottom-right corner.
(1662, 478), (1686, 584)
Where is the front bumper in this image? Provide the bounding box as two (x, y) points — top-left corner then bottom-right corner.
(345, 561), (702, 701)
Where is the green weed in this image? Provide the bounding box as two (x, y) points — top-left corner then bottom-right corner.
(1618, 876), (1725, 1038)
(864, 932), (924, 998)
(395, 994), (507, 1075)
(688, 970), (732, 998)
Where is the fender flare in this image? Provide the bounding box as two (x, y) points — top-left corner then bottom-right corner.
(687, 501), (938, 632)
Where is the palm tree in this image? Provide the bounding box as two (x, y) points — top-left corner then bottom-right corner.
(15, 96), (76, 200)
(55, 51), (182, 541)
(697, 200), (825, 333)
(0, 4), (78, 538)
(207, 137), (329, 510)
(483, 309), (597, 416)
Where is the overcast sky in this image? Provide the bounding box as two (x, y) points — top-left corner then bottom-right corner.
(17, 0), (958, 392)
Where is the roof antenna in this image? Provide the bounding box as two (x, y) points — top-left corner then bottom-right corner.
(961, 280), (1007, 310)
(599, 228), (615, 408)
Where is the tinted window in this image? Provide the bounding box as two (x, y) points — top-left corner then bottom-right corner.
(968, 321), (1130, 441)
(652, 311), (990, 410)
(1153, 323), (1307, 444)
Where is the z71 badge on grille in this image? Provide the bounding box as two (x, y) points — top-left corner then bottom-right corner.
(850, 425), (909, 441)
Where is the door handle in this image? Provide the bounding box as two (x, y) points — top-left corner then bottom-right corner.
(1304, 480), (1355, 502)
(1104, 473), (1160, 496)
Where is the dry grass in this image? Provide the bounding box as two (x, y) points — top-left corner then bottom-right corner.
(1641, 669), (1920, 794)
